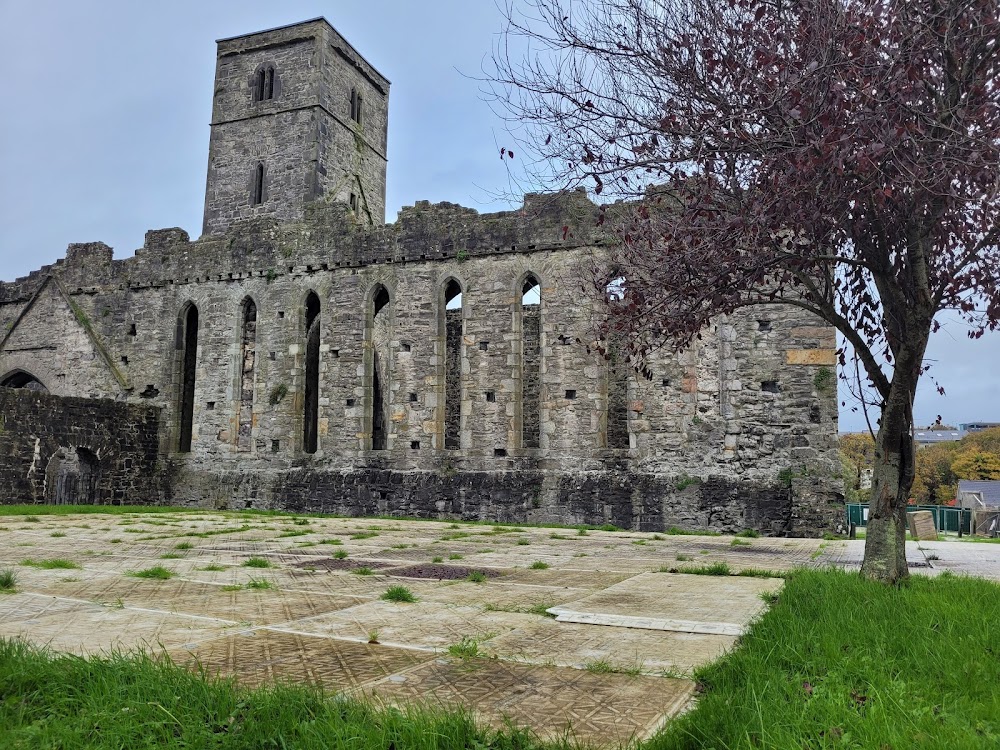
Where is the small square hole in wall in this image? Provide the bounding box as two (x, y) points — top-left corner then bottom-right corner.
(332, 349), (339, 358)
(485, 391), (496, 403)
(277, 311), (285, 319)
(346, 398), (355, 407)
(409, 393), (418, 403)
(494, 448), (508, 457)
(758, 320), (772, 332)
(410, 440), (420, 450)
(128, 324), (137, 336)
(401, 342), (411, 353)
(271, 440), (280, 453)
(761, 380), (781, 393)
(478, 341), (489, 351)
(206, 401), (215, 411)
(662, 378), (671, 387)
(269, 352), (276, 361)
(120, 355), (129, 365)
(565, 389), (577, 400)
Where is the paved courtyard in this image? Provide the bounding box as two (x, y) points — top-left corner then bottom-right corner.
(1, 511), (997, 744)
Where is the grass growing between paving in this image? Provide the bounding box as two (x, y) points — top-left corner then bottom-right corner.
(0, 639), (540, 750)
(653, 569), (1000, 749)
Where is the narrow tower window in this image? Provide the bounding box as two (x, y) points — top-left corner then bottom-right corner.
(350, 87), (363, 125)
(521, 275), (541, 449)
(177, 303), (199, 453)
(264, 67), (274, 99)
(370, 285), (391, 450)
(443, 279), (463, 450)
(251, 163), (265, 206)
(253, 66), (276, 102)
(237, 298), (257, 452)
(303, 293), (320, 454)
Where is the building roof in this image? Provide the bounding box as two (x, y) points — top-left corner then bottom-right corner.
(957, 480), (1000, 507)
(914, 430), (965, 444)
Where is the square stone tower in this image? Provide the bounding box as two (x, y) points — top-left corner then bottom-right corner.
(202, 18), (389, 235)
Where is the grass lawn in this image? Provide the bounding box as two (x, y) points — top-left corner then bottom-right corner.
(0, 639), (539, 750)
(654, 569), (1000, 749)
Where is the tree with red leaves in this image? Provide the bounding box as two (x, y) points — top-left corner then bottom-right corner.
(491, 0), (1000, 582)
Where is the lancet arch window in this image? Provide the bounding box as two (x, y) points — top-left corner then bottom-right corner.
(253, 65), (276, 102)
(176, 302), (199, 453)
(237, 298), (257, 452)
(368, 285), (391, 451)
(519, 274), (541, 449)
(442, 279), (464, 450)
(251, 163), (265, 206)
(303, 292), (321, 455)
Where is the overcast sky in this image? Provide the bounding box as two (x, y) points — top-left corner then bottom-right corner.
(1, 0), (997, 434)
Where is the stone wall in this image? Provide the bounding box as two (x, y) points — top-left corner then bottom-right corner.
(0, 387), (160, 505)
(0, 192), (843, 534)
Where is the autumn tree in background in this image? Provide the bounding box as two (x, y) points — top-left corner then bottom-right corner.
(911, 442), (959, 504)
(492, 0), (1000, 582)
(840, 432), (875, 502)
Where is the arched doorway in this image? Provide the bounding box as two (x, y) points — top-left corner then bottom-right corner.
(1, 370), (48, 393)
(44, 447), (99, 504)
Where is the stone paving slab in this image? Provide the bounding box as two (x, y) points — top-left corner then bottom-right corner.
(168, 630), (434, 689)
(364, 656), (696, 743)
(282, 599), (526, 649)
(548, 572), (781, 634)
(0, 593), (230, 653)
(481, 617), (736, 675)
(0, 511), (845, 746)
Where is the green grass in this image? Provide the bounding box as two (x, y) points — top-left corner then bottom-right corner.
(446, 636), (482, 659)
(241, 557), (273, 569)
(735, 529), (761, 538)
(0, 639), (538, 750)
(175, 542), (194, 550)
(529, 561), (549, 570)
(431, 556), (444, 563)
(730, 538), (751, 546)
(465, 571), (487, 583)
(350, 532), (379, 540)
(448, 553), (463, 560)
(665, 526), (721, 536)
(654, 570), (1000, 749)
(678, 562), (731, 576)
(127, 566), (174, 580)
(0, 570), (17, 591)
(49, 532), (67, 538)
(381, 585), (417, 603)
(19, 559), (81, 570)
(352, 567), (374, 576)
(197, 563), (226, 572)
(318, 538), (343, 545)
(245, 578), (275, 591)
(333, 550), (349, 560)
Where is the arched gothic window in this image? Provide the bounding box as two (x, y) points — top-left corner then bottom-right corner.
(303, 292), (320, 454)
(176, 303), (199, 453)
(520, 275), (541, 449)
(237, 298), (257, 452)
(443, 279), (463, 450)
(251, 163), (265, 206)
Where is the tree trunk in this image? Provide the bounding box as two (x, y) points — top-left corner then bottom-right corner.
(860, 374), (918, 584)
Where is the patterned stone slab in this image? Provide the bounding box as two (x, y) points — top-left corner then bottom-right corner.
(364, 656), (695, 744)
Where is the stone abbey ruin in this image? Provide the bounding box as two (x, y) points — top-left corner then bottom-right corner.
(0, 19), (842, 534)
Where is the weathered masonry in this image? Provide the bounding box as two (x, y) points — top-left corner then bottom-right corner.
(0, 18), (843, 534)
